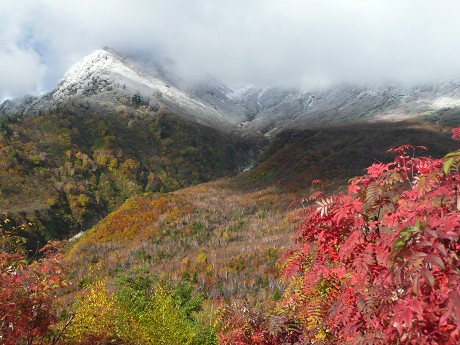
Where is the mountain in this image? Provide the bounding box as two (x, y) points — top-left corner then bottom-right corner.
(217, 82), (460, 135)
(3, 47), (460, 136)
(0, 48), (246, 132)
(1, 47), (459, 249)
(0, 49), (262, 250)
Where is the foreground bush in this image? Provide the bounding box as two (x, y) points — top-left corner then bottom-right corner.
(0, 225), (68, 345)
(280, 132), (460, 344)
(64, 273), (216, 345)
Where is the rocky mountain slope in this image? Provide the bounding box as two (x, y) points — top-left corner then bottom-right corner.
(228, 82), (460, 134)
(0, 48), (245, 132)
(2, 47), (460, 137)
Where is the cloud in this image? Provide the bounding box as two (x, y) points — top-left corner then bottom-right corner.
(2, 0), (460, 99)
(0, 48), (44, 100)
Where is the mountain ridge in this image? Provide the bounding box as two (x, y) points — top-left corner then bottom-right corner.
(3, 47), (460, 137)
(0, 48), (243, 132)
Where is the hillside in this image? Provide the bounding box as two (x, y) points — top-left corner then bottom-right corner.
(1, 47), (460, 344)
(0, 109), (256, 250)
(65, 179), (298, 305)
(61, 120), (459, 308)
(237, 121), (459, 191)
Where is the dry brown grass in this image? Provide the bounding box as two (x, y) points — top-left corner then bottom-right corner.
(64, 178), (300, 306)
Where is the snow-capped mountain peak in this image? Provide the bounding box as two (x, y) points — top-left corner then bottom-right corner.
(61, 49), (116, 86)
(1, 48), (244, 131)
(2, 48), (460, 134)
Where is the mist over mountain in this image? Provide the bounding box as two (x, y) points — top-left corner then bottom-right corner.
(4, 1), (460, 102)
(3, 48), (460, 136)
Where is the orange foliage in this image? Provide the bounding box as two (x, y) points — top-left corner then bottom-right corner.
(86, 194), (193, 243)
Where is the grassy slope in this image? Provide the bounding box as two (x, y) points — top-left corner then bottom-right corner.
(65, 179), (299, 307)
(63, 120), (460, 307)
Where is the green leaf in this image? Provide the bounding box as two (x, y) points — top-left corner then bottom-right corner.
(393, 238), (405, 251)
(443, 150), (460, 158)
(392, 223), (420, 252)
(443, 157), (455, 175)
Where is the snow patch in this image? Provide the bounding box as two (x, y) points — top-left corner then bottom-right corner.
(226, 84), (255, 100)
(372, 112), (414, 122)
(61, 49), (114, 86)
(264, 127), (278, 138)
(48, 49), (238, 130)
(69, 231), (84, 242)
(256, 87), (269, 108)
(242, 162), (255, 172)
(432, 97), (460, 109)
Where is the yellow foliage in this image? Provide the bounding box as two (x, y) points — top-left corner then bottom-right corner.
(196, 251), (207, 264)
(76, 194), (90, 207)
(109, 157), (118, 170)
(64, 281), (199, 345)
(74, 194), (193, 244)
(65, 280), (119, 342)
(132, 284), (197, 345)
(121, 158), (140, 174)
(46, 196), (58, 207)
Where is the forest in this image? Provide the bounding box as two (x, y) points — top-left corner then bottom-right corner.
(1, 111), (459, 344)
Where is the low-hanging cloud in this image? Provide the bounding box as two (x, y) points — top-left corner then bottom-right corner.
(2, 0), (460, 100)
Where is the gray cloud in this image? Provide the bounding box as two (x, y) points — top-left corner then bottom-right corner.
(2, 0), (460, 100)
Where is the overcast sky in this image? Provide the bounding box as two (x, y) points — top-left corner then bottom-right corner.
(2, 0), (460, 100)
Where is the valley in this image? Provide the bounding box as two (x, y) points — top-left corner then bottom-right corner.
(1, 48), (460, 344)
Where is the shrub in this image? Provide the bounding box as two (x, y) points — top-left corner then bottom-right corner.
(280, 132), (460, 344)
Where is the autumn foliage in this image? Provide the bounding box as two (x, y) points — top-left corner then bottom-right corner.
(3, 122), (460, 344)
(0, 230), (68, 345)
(280, 131), (460, 344)
(217, 303), (302, 345)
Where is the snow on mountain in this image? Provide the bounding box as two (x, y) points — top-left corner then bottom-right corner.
(0, 48), (241, 131)
(2, 48), (460, 135)
(221, 82), (460, 135)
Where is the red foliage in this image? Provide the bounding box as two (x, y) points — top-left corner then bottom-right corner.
(217, 305), (270, 345)
(281, 132), (460, 344)
(0, 241), (67, 345)
(452, 128), (460, 141)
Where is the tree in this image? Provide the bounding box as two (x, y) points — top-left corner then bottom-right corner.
(64, 270), (215, 345)
(134, 284), (198, 345)
(0, 218), (68, 345)
(131, 93), (142, 107)
(63, 279), (121, 344)
(280, 131), (460, 344)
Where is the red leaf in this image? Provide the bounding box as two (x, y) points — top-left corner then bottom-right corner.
(402, 307), (413, 328)
(410, 299), (423, 316)
(425, 254), (445, 270)
(367, 163), (391, 177)
(420, 267), (435, 287)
